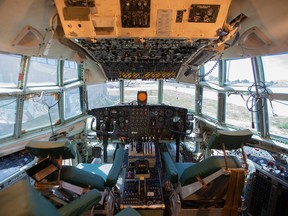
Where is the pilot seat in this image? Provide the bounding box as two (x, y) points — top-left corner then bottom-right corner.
(0, 179), (101, 216)
(161, 129), (252, 216)
(25, 140), (124, 215)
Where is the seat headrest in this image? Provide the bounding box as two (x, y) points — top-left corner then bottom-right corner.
(208, 129), (253, 150)
(26, 140), (76, 159)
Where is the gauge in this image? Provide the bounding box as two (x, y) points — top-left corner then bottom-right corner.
(165, 109), (173, 117)
(110, 109), (117, 114)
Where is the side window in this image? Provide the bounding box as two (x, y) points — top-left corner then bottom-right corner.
(0, 53), (21, 87)
(64, 88), (82, 119)
(226, 58), (254, 86)
(201, 88), (218, 119)
(26, 57), (57, 86)
(0, 98), (17, 138)
(63, 61), (79, 84)
(22, 93), (59, 132)
(262, 54), (288, 138)
(225, 93), (255, 129)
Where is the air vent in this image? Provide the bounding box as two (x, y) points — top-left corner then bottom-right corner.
(12, 25), (43, 50)
(239, 26), (272, 49)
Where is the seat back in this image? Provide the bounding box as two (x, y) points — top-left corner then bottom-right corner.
(208, 129), (252, 170)
(105, 146), (124, 188)
(0, 180), (102, 216)
(208, 129), (252, 150)
(26, 140), (76, 159)
(0, 180), (60, 216)
(179, 156), (242, 187)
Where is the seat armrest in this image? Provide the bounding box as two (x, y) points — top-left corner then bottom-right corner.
(58, 189), (102, 216)
(161, 152), (178, 185)
(61, 166), (106, 191)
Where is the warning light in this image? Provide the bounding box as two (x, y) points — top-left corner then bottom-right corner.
(137, 91), (147, 105)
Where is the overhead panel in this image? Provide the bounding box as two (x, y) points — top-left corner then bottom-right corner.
(74, 38), (207, 80)
(54, 0), (232, 81)
(54, 0), (232, 39)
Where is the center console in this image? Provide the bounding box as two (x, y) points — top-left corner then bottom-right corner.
(121, 138), (165, 210)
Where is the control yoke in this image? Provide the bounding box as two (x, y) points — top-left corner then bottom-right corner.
(169, 116), (193, 162)
(90, 117), (116, 162)
(90, 117), (116, 136)
(169, 116), (193, 136)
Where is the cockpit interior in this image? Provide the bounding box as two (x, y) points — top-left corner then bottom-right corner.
(0, 1), (288, 216)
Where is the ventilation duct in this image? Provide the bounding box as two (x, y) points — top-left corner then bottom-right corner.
(239, 26), (271, 49)
(11, 25), (43, 50)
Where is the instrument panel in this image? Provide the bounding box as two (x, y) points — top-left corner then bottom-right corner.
(88, 104), (189, 140)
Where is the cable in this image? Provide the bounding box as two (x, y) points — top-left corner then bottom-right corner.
(0, 99), (17, 108)
(246, 81), (269, 113)
(48, 109), (54, 135)
(196, 52), (223, 78)
(33, 92), (61, 136)
(46, 93), (61, 136)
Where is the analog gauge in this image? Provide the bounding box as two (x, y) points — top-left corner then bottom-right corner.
(165, 109), (173, 117)
(119, 116), (125, 123)
(110, 109), (117, 114)
(104, 110), (109, 116)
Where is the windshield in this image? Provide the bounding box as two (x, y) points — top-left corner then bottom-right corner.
(87, 79), (196, 111)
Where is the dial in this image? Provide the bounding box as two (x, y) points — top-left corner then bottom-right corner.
(165, 109), (173, 117)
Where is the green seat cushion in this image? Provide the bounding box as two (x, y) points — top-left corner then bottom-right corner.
(69, 146), (124, 189)
(174, 163), (194, 180)
(0, 180), (59, 216)
(77, 163), (112, 181)
(208, 129), (252, 150)
(179, 156), (242, 186)
(61, 166), (106, 191)
(26, 140), (76, 159)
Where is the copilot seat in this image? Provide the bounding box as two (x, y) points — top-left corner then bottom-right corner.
(162, 129), (252, 216)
